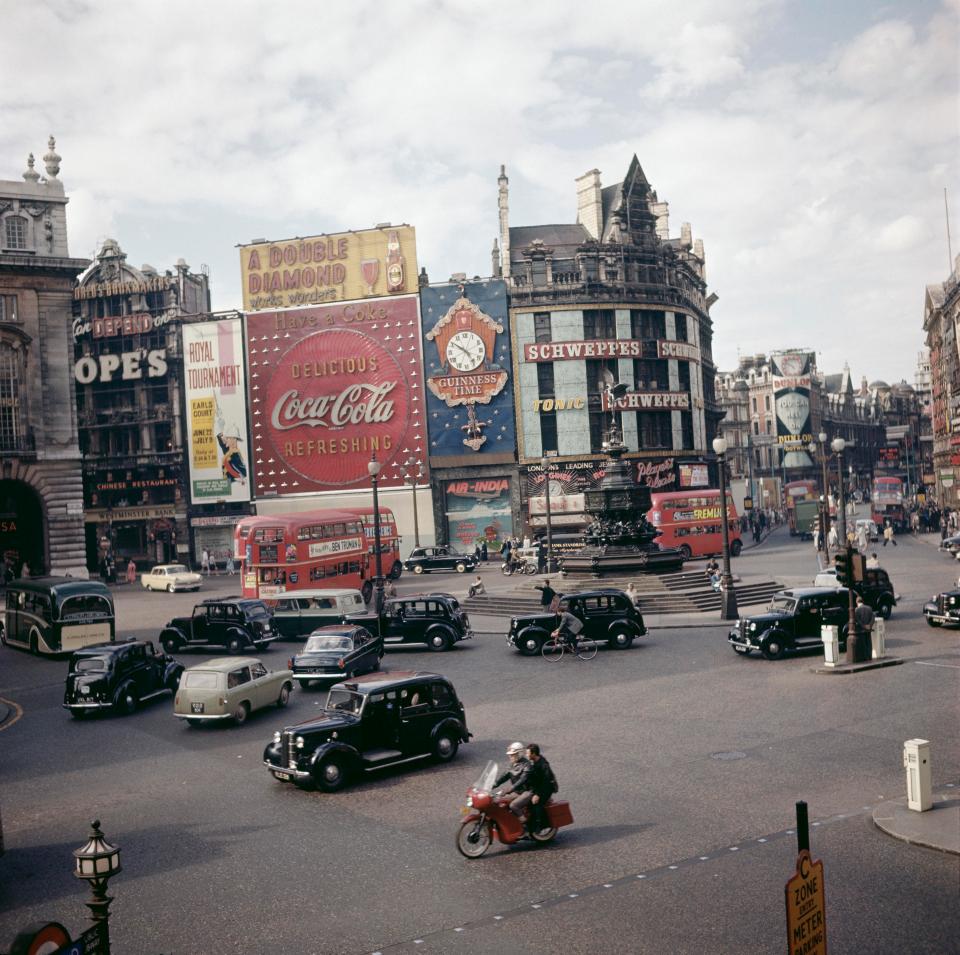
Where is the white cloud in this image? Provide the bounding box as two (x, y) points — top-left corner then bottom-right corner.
(1, 0), (956, 383)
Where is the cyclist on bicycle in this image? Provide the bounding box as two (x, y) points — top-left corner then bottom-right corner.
(551, 599), (583, 650)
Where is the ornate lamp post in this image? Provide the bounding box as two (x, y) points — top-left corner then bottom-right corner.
(399, 456), (424, 549)
(712, 437), (739, 620)
(832, 438), (847, 544)
(818, 431), (831, 558)
(73, 819), (121, 954)
(367, 454), (385, 615)
(540, 455), (555, 573)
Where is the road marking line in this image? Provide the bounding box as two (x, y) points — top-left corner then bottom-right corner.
(915, 661), (960, 669)
(0, 696), (23, 732)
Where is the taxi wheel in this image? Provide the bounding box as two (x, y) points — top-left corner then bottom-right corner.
(116, 688), (138, 715)
(227, 636), (243, 655)
(167, 583), (175, 593)
(433, 732), (459, 762)
(761, 636), (785, 661)
(232, 702), (249, 725)
(428, 630), (453, 652)
(162, 636), (179, 655)
(455, 562), (467, 573)
(730, 539), (743, 557)
(877, 601), (892, 620)
(609, 630), (633, 650)
(316, 757), (347, 792)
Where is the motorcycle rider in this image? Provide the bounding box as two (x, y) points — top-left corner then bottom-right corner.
(494, 741), (529, 791)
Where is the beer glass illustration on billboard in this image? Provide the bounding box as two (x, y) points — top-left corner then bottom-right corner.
(361, 258), (380, 295)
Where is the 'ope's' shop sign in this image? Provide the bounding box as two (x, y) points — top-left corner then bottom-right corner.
(247, 296), (424, 494)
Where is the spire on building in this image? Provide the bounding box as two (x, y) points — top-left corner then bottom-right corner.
(23, 153), (40, 182)
(43, 136), (61, 179)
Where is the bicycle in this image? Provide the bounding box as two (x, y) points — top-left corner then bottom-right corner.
(541, 632), (598, 662)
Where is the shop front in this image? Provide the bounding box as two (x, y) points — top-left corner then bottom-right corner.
(190, 514), (246, 572)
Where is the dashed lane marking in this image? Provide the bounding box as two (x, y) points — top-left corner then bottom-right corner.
(369, 803), (876, 953)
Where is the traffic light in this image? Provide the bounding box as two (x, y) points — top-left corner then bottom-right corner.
(834, 548), (850, 587)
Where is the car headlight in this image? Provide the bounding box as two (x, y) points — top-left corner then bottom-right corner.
(295, 736), (305, 749)
(273, 731), (281, 743)
(749, 622), (757, 631)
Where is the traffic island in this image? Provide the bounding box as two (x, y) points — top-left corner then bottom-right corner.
(872, 793), (960, 855)
(811, 656), (904, 675)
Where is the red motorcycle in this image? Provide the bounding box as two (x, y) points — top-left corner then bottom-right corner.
(456, 761), (574, 858)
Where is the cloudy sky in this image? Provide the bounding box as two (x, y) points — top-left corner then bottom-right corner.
(3, 0), (957, 384)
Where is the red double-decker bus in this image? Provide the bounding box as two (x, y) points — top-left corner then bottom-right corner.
(235, 509), (371, 601)
(352, 507), (403, 580)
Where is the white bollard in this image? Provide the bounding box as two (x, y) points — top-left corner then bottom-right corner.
(903, 739), (933, 812)
(821, 625), (839, 667)
(872, 619), (886, 659)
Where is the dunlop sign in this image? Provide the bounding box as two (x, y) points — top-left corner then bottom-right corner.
(785, 850), (827, 955)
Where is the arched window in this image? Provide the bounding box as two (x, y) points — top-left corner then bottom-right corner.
(4, 216), (27, 250)
(0, 340), (25, 451)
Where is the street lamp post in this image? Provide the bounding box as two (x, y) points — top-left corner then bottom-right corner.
(818, 431), (831, 559)
(832, 437), (858, 663)
(712, 437), (739, 620)
(540, 456), (554, 573)
(73, 819), (121, 955)
(367, 454), (385, 616)
(399, 456), (424, 549)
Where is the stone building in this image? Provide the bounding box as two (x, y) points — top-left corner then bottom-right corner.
(496, 157), (723, 542)
(924, 257), (960, 506)
(73, 239), (211, 572)
(0, 139), (89, 576)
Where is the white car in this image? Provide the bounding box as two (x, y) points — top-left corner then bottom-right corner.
(813, 567), (841, 589)
(141, 564), (203, 593)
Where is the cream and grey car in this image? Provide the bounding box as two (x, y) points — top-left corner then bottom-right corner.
(141, 563), (203, 593)
(173, 657), (293, 726)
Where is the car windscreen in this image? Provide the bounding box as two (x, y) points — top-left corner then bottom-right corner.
(71, 656), (111, 673)
(305, 635), (353, 652)
(768, 596), (797, 613)
(446, 597), (460, 611)
(183, 671), (220, 689)
(245, 602), (272, 620)
(324, 688), (364, 713)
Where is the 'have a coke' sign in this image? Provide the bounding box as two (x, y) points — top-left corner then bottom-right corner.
(247, 295), (424, 494)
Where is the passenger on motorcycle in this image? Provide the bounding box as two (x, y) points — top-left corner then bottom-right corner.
(494, 741), (529, 791)
(525, 743), (558, 832)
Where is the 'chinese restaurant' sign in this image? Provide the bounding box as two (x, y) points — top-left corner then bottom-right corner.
(246, 295), (424, 494)
(239, 226), (418, 312)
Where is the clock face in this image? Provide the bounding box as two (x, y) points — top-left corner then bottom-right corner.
(446, 330), (485, 372)
(548, 480), (564, 497)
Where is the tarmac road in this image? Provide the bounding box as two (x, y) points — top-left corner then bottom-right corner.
(0, 524), (957, 954)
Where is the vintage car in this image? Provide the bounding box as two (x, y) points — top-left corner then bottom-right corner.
(174, 657), (293, 726)
(263, 671), (470, 791)
(159, 598), (277, 655)
(854, 519), (880, 543)
(264, 589), (366, 640)
(809, 567), (897, 619)
(346, 594), (473, 651)
(922, 589), (960, 627)
(728, 587), (852, 659)
(63, 639), (184, 718)
(140, 563), (203, 593)
(940, 534), (960, 557)
(403, 546), (477, 575)
(289, 626), (383, 687)
(506, 589), (646, 655)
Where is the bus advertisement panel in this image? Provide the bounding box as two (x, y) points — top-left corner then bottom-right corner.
(235, 509), (371, 601)
(353, 507), (403, 580)
(647, 490), (742, 561)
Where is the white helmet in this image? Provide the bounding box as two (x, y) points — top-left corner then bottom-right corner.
(506, 741), (525, 757)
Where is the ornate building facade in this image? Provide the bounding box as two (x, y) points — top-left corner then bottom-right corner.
(0, 140), (89, 576)
(73, 240), (211, 571)
(496, 157), (723, 542)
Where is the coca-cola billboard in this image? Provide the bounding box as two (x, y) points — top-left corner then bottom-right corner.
(246, 295), (425, 494)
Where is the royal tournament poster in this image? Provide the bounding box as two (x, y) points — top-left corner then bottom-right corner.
(182, 317), (251, 504)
